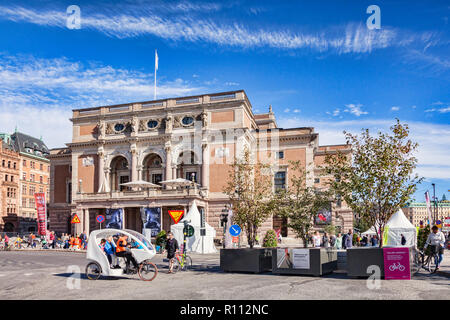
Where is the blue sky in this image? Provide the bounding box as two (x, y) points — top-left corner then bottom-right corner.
(0, 0), (448, 201)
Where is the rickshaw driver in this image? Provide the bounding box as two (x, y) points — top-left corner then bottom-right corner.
(115, 234), (139, 272)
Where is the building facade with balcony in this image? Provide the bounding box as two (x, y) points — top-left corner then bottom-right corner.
(48, 90), (353, 241)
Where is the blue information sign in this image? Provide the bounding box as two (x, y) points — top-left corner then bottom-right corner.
(229, 224), (241, 237)
(96, 215), (105, 223)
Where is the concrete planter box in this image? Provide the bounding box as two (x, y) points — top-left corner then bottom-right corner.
(347, 247), (417, 278)
(271, 248), (337, 276)
(346, 247), (385, 278)
(337, 250), (347, 271)
(220, 248), (273, 273)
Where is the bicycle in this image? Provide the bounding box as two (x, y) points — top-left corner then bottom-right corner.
(172, 251), (192, 273)
(415, 246), (440, 273)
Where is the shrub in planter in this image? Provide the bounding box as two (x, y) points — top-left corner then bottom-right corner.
(262, 230), (277, 248)
(417, 225), (430, 250)
(155, 230), (167, 252)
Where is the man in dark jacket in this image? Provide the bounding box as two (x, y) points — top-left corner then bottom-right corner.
(343, 229), (353, 249)
(164, 232), (179, 274)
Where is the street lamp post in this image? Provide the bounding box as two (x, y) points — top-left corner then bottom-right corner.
(220, 206), (229, 249)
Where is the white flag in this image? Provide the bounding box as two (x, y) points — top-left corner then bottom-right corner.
(155, 50), (158, 71)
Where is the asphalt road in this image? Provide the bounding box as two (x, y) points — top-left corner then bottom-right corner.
(0, 250), (448, 300)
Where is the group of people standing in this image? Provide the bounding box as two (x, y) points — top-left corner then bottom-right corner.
(309, 229), (379, 249)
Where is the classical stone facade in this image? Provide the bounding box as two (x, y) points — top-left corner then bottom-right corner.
(48, 90), (353, 242)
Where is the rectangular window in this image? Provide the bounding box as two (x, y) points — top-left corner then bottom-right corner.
(40, 176), (43, 184)
(13, 162), (16, 169)
(151, 174), (162, 184)
(185, 172), (197, 183)
(40, 164), (43, 171)
(5, 174), (8, 181)
(274, 171), (286, 191)
(314, 178), (320, 184)
(275, 151), (284, 159)
(23, 159), (26, 167)
(22, 173), (26, 180)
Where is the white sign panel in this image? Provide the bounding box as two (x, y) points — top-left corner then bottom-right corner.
(292, 249), (310, 269)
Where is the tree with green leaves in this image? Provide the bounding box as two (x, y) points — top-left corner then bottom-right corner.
(275, 160), (332, 248)
(224, 147), (276, 249)
(322, 120), (423, 247)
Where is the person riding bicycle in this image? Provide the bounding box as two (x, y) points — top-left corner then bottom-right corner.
(424, 225), (445, 271)
(164, 232), (179, 274)
(115, 234), (139, 272)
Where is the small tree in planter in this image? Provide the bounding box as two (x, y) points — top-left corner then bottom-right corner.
(224, 147), (276, 249)
(155, 230), (167, 253)
(323, 120), (422, 248)
(275, 160), (332, 248)
(262, 230), (278, 248)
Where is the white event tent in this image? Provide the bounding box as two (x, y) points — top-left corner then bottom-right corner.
(170, 201), (217, 254)
(362, 209), (417, 247)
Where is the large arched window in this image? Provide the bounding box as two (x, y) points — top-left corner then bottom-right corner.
(142, 154), (163, 184)
(176, 151), (199, 183)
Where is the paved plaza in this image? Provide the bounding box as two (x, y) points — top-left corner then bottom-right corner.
(0, 250), (448, 300)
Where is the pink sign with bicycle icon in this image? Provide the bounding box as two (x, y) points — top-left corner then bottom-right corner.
(383, 247), (411, 280)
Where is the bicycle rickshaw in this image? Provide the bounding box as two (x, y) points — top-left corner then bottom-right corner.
(85, 229), (158, 281)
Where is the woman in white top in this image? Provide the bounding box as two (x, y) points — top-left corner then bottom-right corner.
(424, 225), (446, 269)
(312, 231), (321, 247)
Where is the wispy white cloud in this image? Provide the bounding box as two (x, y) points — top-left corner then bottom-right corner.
(284, 108), (290, 113)
(425, 102), (450, 113)
(0, 5), (443, 54)
(344, 103), (368, 116)
(0, 53), (205, 148)
(391, 106), (400, 111)
(277, 117), (450, 180)
(293, 109), (301, 113)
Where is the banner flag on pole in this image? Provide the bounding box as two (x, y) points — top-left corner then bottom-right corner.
(425, 191), (433, 225)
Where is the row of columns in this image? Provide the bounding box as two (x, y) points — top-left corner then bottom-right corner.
(96, 142), (210, 192)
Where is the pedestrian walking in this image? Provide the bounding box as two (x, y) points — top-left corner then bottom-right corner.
(50, 231), (56, 249)
(164, 232), (179, 273)
(424, 225), (445, 270)
(371, 235), (378, 247)
(322, 232), (330, 248)
(343, 229), (353, 249)
(312, 231), (321, 248)
(330, 233), (336, 247)
(400, 234), (406, 246)
(335, 233), (343, 250)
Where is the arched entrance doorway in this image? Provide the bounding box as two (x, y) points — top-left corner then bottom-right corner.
(110, 156), (129, 191)
(4, 222), (15, 232)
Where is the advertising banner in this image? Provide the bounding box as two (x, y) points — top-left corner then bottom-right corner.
(34, 193), (47, 236)
(105, 208), (123, 229)
(383, 247), (411, 280)
(315, 204), (332, 225)
(143, 207), (162, 237)
(276, 248), (310, 269)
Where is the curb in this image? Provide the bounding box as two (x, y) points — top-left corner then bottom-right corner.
(436, 270), (450, 278)
(2, 249), (87, 254)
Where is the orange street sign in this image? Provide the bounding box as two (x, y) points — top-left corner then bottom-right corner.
(71, 214), (81, 224)
(232, 236), (239, 243)
(168, 210), (184, 224)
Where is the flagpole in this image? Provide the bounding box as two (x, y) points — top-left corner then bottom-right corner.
(154, 49), (157, 100)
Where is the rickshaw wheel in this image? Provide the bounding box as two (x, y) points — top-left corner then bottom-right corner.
(86, 262), (102, 280)
(138, 261), (158, 281)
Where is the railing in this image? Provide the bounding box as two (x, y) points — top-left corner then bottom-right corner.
(74, 187), (205, 201)
(73, 91), (244, 117)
